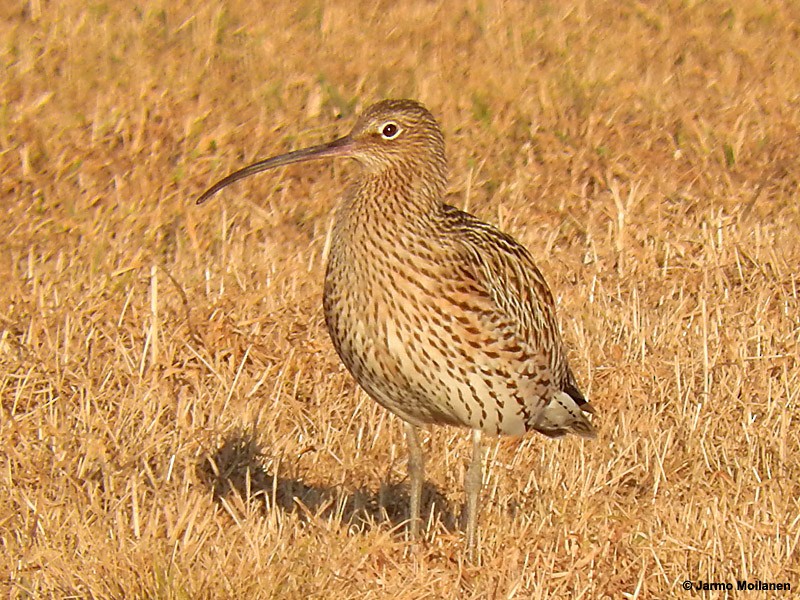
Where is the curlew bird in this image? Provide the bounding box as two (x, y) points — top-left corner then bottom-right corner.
(197, 99), (596, 553)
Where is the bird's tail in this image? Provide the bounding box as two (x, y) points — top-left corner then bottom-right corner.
(532, 391), (597, 439)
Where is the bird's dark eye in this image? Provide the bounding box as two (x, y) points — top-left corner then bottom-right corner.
(380, 122), (400, 139)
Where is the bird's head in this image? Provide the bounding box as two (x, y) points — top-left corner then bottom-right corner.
(196, 99), (446, 205)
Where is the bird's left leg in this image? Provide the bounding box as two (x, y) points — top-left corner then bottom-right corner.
(464, 428), (483, 557)
(404, 422), (424, 541)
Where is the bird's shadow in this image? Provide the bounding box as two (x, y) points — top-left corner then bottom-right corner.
(196, 430), (460, 535)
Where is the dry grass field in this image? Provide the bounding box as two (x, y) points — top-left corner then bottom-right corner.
(2, 0), (799, 597)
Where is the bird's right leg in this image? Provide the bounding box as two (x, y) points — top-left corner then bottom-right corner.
(404, 422), (424, 541)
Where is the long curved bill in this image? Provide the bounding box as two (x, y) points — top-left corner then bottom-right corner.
(196, 135), (354, 205)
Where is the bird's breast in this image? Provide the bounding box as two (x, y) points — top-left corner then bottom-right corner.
(322, 228), (544, 435)
(323, 232), (442, 390)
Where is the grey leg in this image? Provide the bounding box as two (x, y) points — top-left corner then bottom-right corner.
(404, 422), (424, 541)
(464, 429), (483, 557)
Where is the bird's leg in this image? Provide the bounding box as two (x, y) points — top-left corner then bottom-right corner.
(464, 429), (483, 557)
(404, 422), (424, 541)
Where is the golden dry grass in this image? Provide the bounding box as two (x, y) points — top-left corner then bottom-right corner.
(2, 1), (799, 597)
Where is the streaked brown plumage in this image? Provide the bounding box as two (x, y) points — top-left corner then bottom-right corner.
(197, 99), (596, 554)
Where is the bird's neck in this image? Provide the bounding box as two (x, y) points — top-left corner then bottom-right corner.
(344, 162), (447, 232)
